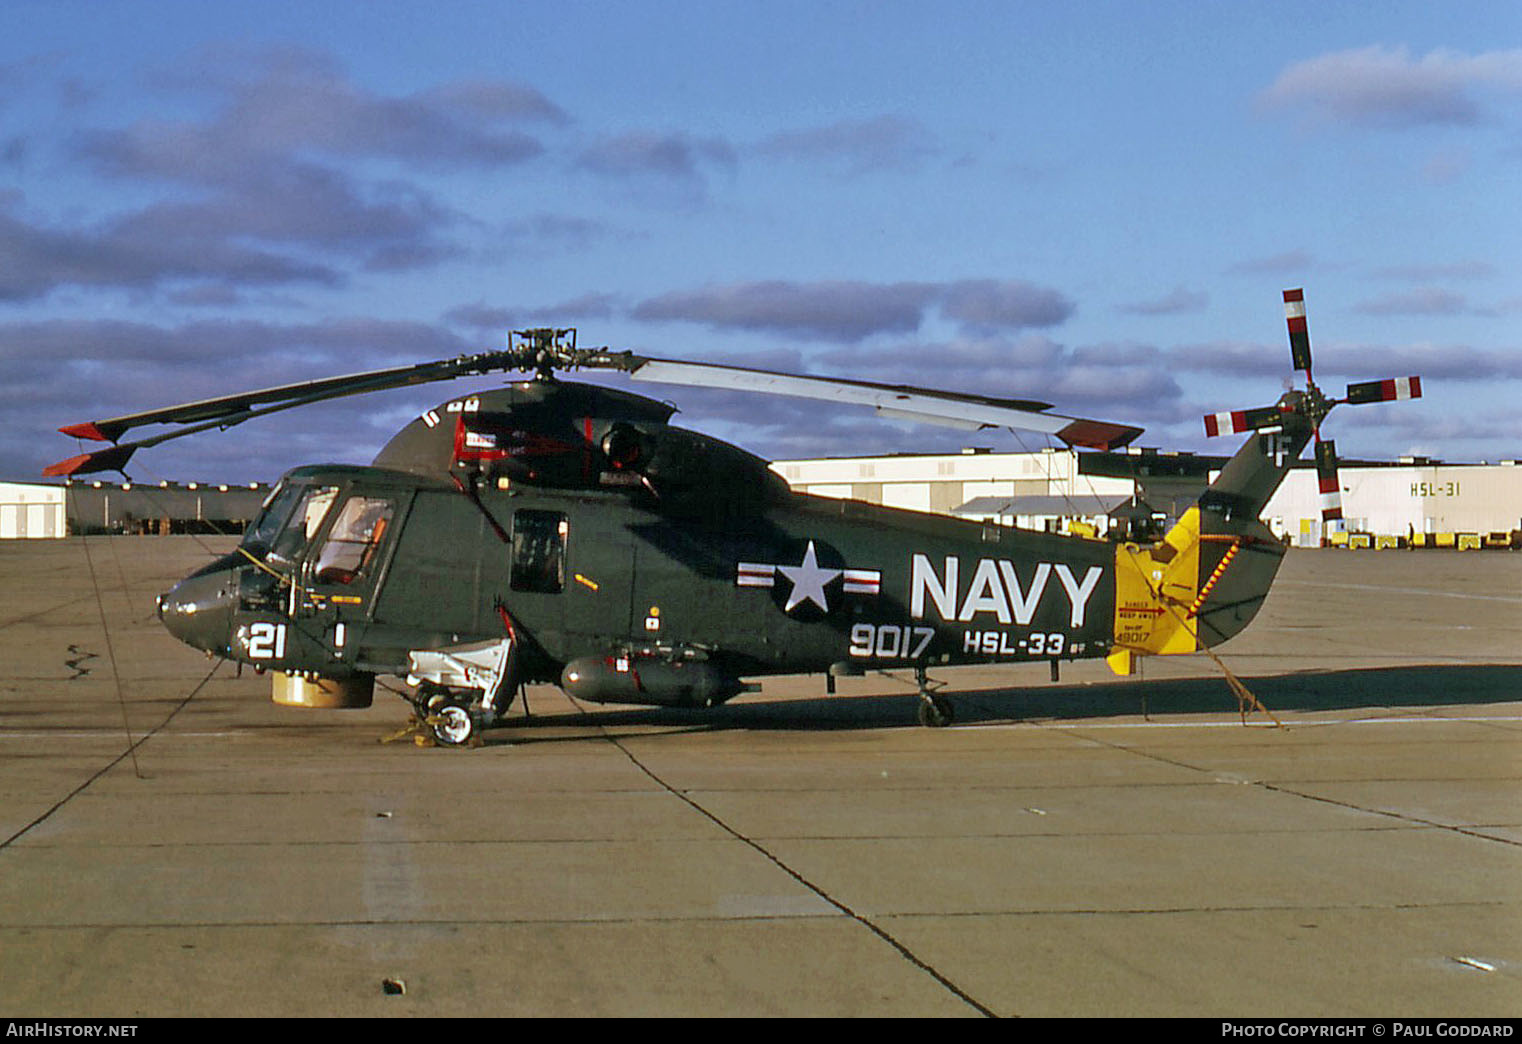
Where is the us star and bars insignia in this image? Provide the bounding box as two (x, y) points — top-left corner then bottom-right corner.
(736, 540), (881, 614)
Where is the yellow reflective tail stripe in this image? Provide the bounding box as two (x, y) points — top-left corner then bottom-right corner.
(1188, 540), (1242, 617)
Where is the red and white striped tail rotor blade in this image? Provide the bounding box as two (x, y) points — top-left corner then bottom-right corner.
(1344, 376), (1422, 405)
(1203, 405), (1282, 437)
(1284, 288), (1313, 375)
(1315, 438), (1343, 523)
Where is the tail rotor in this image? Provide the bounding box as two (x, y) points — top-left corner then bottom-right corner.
(1201, 289), (1422, 545)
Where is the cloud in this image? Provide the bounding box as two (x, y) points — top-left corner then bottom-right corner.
(1226, 250), (1314, 276)
(576, 132), (737, 182)
(815, 335), (1183, 421)
(633, 278), (1074, 343)
(937, 280), (1075, 331)
(634, 280), (936, 342)
(443, 294), (622, 335)
(1167, 340), (1293, 380)
(2, 316), (469, 374)
(137, 44), (563, 170)
(0, 200), (342, 302)
(1168, 337), (1522, 383)
(499, 213), (628, 254)
(1118, 286), (1209, 316)
(1420, 147), (1471, 185)
(1372, 261), (1494, 282)
(755, 115), (938, 174)
(1355, 287), (1470, 316)
(3, 46), (570, 303)
(1259, 45), (1522, 129)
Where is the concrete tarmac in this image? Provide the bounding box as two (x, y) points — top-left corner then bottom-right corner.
(0, 535), (1519, 1018)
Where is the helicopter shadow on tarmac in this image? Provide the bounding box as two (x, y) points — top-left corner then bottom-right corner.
(481, 662), (1522, 743)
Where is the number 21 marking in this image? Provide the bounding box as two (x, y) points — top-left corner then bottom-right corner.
(247, 622), (287, 660)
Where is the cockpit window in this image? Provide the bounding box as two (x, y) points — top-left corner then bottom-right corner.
(271, 486), (339, 561)
(242, 483), (300, 549)
(312, 495), (396, 585)
(243, 483), (338, 558)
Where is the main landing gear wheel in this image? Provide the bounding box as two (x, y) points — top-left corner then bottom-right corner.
(917, 693), (955, 728)
(411, 682), (481, 747)
(914, 667), (954, 727)
(429, 699), (476, 746)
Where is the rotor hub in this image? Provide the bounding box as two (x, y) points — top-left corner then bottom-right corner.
(1287, 382), (1335, 431)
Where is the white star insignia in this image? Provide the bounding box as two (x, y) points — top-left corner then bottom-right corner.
(736, 542), (879, 615)
(776, 540), (841, 613)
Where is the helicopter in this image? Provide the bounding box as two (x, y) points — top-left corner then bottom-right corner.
(46, 290), (1421, 746)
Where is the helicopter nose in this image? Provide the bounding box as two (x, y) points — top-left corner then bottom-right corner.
(157, 569), (238, 656)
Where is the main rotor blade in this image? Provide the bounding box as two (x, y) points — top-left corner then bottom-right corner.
(55, 350), (529, 445)
(43, 442), (139, 478)
(49, 327), (1147, 475)
(47, 388), (360, 476)
(622, 358), (1143, 450)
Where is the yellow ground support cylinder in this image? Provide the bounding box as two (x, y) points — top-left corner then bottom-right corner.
(272, 672), (374, 708)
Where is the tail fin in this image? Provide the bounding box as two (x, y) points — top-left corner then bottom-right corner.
(1108, 408), (1312, 671)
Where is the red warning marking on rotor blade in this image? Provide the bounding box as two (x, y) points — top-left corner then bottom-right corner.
(58, 422), (111, 442)
(43, 443), (136, 477)
(42, 453), (93, 477)
(1283, 289), (1312, 372)
(1316, 439), (1343, 521)
(1056, 419), (1143, 451)
(1204, 406), (1283, 437)
(1204, 411), (1244, 437)
(1346, 376), (1423, 404)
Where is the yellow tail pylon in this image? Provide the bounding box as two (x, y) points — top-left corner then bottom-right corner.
(1108, 506), (1206, 674)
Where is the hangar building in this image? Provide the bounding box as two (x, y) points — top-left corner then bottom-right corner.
(0, 480), (273, 538)
(773, 449), (1522, 548)
(0, 482), (67, 539)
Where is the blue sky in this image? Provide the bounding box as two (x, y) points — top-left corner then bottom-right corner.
(4, 0), (1520, 483)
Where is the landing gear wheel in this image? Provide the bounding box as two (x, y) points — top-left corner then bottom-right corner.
(411, 680), (448, 719)
(917, 694), (955, 728)
(429, 701), (476, 746)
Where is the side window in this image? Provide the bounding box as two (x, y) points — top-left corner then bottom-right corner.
(511, 510), (567, 593)
(312, 496), (396, 585)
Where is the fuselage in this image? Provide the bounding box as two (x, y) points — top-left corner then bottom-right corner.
(156, 378), (1312, 709)
(159, 467), (1118, 681)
